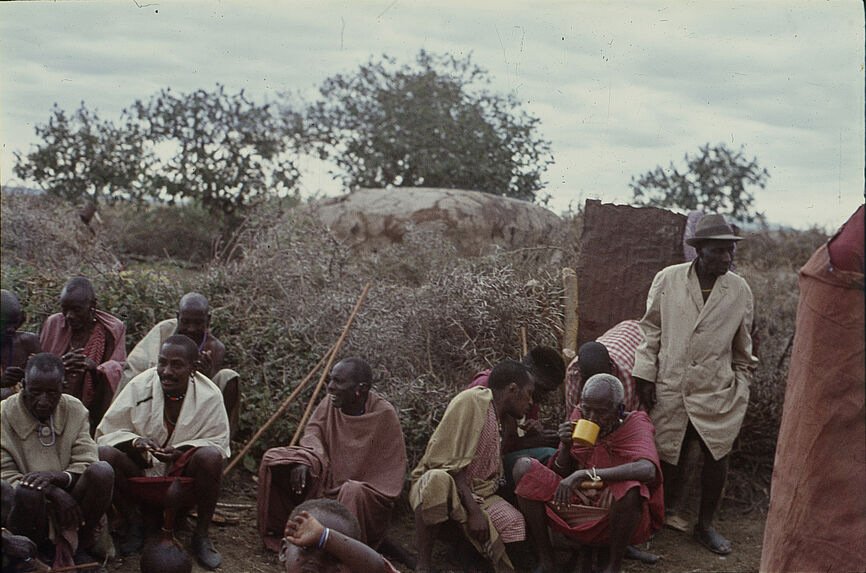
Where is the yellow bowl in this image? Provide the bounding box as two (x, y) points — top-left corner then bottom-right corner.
(572, 419), (600, 446)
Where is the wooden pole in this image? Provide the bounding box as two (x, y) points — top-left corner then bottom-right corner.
(562, 267), (579, 404)
(520, 326), (528, 356)
(289, 282), (371, 447)
(223, 345), (335, 476)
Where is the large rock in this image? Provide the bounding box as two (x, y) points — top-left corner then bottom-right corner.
(577, 199), (686, 344)
(302, 187), (563, 256)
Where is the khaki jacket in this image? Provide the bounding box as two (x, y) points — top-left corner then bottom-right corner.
(633, 262), (758, 463)
(1, 394), (98, 486)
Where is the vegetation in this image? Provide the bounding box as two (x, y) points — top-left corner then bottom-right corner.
(295, 50), (552, 201)
(630, 143), (770, 223)
(0, 190), (828, 507)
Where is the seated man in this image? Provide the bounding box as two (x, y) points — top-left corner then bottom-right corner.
(564, 320), (644, 414)
(120, 292), (240, 436)
(1, 289), (41, 400)
(1, 353), (114, 570)
(514, 374), (664, 573)
(96, 335), (230, 570)
(411, 360), (534, 573)
(258, 358), (406, 553)
(466, 346), (565, 479)
(40, 277), (126, 429)
(281, 498), (400, 573)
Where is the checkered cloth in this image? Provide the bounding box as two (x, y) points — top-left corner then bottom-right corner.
(565, 320), (644, 412)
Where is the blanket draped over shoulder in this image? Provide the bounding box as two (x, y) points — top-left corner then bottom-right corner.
(40, 309), (127, 407)
(410, 387), (524, 571)
(760, 216), (865, 573)
(95, 368), (230, 477)
(257, 390), (406, 551)
(515, 410), (664, 545)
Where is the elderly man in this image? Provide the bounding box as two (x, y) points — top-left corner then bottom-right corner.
(1, 353), (114, 570)
(1, 290), (41, 400)
(513, 374), (663, 573)
(411, 360), (534, 573)
(632, 213), (757, 556)
(40, 277), (126, 429)
(258, 358), (406, 554)
(564, 320), (644, 414)
(97, 335), (230, 570)
(120, 292), (239, 436)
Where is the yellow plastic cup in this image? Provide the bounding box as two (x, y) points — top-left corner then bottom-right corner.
(572, 419), (600, 446)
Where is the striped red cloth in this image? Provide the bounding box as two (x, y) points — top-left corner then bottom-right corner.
(565, 320), (643, 413)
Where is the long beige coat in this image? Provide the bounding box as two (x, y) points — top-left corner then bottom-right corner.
(633, 262), (757, 463)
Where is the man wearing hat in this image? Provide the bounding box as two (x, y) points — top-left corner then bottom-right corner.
(632, 214), (757, 556)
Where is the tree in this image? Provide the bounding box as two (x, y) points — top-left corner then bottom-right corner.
(14, 103), (154, 203)
(132, 85), (301, 217)
(303, 50), (553, 202)
(629, 143), (769, 223)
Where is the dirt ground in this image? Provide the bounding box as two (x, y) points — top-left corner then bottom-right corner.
(101, 471), (766, 573)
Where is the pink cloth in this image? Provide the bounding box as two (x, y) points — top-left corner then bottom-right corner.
(760, 209), (865, 573)
(515, 410), (664, 545)
(565, 320), (643, 413)
(40, 309), (126, 403)
(257, 391), (406, 551)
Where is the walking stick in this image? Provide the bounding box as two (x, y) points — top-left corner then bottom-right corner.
(223, 345), (335, 477)
(289, 282), (371, 447)
(521, 326), (528, 356)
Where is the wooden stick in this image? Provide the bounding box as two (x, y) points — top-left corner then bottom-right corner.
(50, 563), (100, 572)
(520, 326), (528, 356)
(289, 283), (371, 447)
(223, 346), (334, 476)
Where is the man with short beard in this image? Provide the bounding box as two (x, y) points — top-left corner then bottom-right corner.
(97, 335), (229, 570)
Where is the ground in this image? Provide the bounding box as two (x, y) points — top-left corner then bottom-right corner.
(102, 472), (766, 573)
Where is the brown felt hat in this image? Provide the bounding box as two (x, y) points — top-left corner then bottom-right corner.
(685, 214), (742, 245)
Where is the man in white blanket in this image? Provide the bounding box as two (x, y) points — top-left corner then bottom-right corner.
(117, 292), (240, 437)
(97, 334), (230, 570)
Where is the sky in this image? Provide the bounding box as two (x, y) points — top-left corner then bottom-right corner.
(1, 0), (863, 229)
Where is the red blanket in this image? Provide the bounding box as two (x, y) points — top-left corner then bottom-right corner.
(515, 410), (664, 544)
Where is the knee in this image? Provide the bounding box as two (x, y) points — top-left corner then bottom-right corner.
(338, 479), (366, 497)
(612, 487), (643, 515)
(98, 445), (122, 466)
(190, 446), (225, 475)
(512, 457), (534, 487)
(13, 485), (46, 512)
(83, 460), (115, 488)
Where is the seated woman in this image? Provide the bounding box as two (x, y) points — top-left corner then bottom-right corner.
(281, 498), (398, 573)
(514, 373), (664, 573)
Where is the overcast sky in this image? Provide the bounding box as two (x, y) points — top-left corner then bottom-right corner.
(1, 0), (863, 229)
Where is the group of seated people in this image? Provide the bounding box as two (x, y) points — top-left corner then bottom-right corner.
(2, 276), (667, 573)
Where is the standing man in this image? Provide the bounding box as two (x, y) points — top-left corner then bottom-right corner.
(40, 277), (126, 430)
(632, 213), (757, 556)
(120, 292), (239, 436)
(1, 353), (114, 569)
(1, 290), (41, 400)
(411, 360), (534, 573)
(97, 335), (230, 570)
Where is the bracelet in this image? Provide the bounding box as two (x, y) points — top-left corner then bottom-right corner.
(318, 527), (330, 549)
(62, 471), (73, 489)
(553, 455), (567, 469)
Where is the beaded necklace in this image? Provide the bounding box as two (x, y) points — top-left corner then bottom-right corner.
(37, 415), (56, 447)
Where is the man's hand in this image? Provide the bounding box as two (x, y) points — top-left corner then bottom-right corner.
(519, 428), (560, 449)
(553, 469), (590, 507)
(46, 487), (84, 530)
(198, 350), (214, 378)
(61, 348), (89, 375)
(19, 471), (66, 491)
(466, 506), (489, 543)
(520, 419), (543, 435)
(289, 464), (311, 500)
(2, 529), (37, 561)
(283, 510), (325, 548)
(557, 421), (575, 446)
(151, 446), (184, 464)
(1, 366), (25, 388)
(634, 378), (656, 410)
(132, 437), (163, 452)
